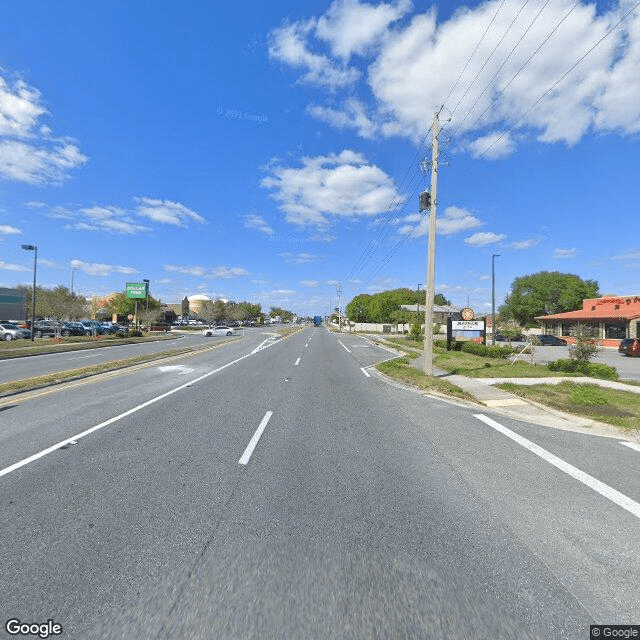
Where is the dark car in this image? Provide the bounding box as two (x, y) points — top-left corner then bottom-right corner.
(79, 320), (104, 335)
(621, 339), (640, 357)
(60, 322), (87, 337)
(536, 334), (567, 346)
(32, 320), (62, 338)
(618, 338), (635, 354)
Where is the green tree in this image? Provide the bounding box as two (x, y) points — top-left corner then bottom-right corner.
(345, 288), (452, 323)
(501, 271), (599, 326)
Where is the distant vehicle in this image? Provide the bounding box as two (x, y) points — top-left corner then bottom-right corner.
(59, 322), (86, 337)
(0, 322), (29, 340)
(202, 326), (233, 337)
(495, 333), (524, 342)
(32, 320), (62, 338)
(618, 338), (635, 354)
(313, 316), (323, 326)
(536, 334), (567, 346)
(621, 338), (640, 357)
(99, 322), (118, 334)
(79, 320), (105, 336)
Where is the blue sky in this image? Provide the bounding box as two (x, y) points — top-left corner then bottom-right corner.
(1, 0), (639, 318)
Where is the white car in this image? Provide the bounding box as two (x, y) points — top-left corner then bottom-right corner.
(202, 326), (234, 337)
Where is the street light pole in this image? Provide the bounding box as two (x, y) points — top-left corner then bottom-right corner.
(143, 279), (149, 330)
(417, 283), (423, 315)
(21, 244), (37, 342)
(492, 254), (500, 346)
(71, 267), (78, 296)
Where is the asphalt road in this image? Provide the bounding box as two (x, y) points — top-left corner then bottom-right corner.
(0, 328), (262, 384)
(0, 327), (638, 639)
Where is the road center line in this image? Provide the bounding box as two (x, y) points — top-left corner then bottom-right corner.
(295, 357), (301, 366)
(338, 340), (351, 353)
(0, 345), (277, 480)
(360, 367), (371, 377)
(475, 414), (640, 520)
(238, 411), (273, 465)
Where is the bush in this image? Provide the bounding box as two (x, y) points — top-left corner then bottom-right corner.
(461, 342), (511, 359)
(547, 359), (618, 380)
(128, 329), (143, 337)
(409, 323), (423, 341)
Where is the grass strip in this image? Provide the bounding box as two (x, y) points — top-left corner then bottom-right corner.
(376, 356), (476, 402)
(496, 381), (640, 432)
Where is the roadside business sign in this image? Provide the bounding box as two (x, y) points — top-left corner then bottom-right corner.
(447, 316), (486, 349)
(125, 282), (148, 299)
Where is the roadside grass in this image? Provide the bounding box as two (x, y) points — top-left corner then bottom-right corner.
(376, 356), (476, 402)
(496, 381), (640, 432)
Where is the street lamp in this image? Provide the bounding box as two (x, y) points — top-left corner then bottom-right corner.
(417, 283), (423, 315)
(71, 267), (78, 296)
(492, 254), (500, 346)
(21, 244), (37, 342)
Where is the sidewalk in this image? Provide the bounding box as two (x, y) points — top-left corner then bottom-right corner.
(408, 354), (640, 441)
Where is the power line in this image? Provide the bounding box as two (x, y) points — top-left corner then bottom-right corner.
(471, 0), (640, 161)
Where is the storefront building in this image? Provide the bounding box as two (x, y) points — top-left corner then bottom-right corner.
(536, 295), (640, 347)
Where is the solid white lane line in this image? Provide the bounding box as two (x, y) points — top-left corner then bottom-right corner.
(621, 441), (640, 453)
(239, 411), (273, 465)
(475, 414), (640, 520)
(0, 345), (277, 480)
(295, 358), (301, 366)
(338, 340), (351, 353)
(360, 367), (371, 377)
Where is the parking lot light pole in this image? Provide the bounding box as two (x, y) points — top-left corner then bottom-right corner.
(21, 244), (37, 342)
(143, 279), (149, 330)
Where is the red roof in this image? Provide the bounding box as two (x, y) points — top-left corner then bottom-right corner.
(536, 296), (640, 321)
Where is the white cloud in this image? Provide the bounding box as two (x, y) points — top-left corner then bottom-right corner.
(399, 205), (482, 237)
(262, 150), (399, 228)
(164, 264), (249, 279)
(271, 1), (640, 151)
(279, 252), (321, 264)
(135, 197), (206, 226)
(511, 237), (543, 250)
(301, 280), (321, 287)
(74, 206), (151, 235)
(465, 132), (517, 159)
(0, 225), (21, 235)
(315, 0), (412, 59)
(268, 20), (360, 88)
(0, 73), (87, 183)
(612, 247), (640, 260)
(244, 214), (275, 235)
(0, 260), (30, 272)
(70, 259), (139, 277)
(554, 247), (577, 259)
(464, 231), (506, 246)
(307, 98), (378, 138)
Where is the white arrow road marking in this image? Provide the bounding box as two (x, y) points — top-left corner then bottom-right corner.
(158, 365), (194, 375)
(360, 367), (371, 377)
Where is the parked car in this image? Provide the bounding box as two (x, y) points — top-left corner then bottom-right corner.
(59, 322), (87, 337)
(79, 320), (105, 335)
(495, 333), (525, 342)
(535, 334), (567, 346)
(98, 322), (118, 334)
(0, 322), (29, 340)
(32, 320), (63, 338)
(202, 326), (234, 336)
(621, 338), (640, 357)
(618, 338), (635, 354)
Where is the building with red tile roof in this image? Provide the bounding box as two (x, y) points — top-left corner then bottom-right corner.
(536, 295), (640, 346)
